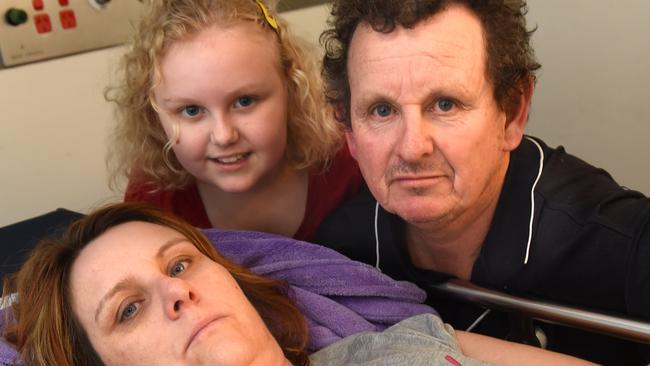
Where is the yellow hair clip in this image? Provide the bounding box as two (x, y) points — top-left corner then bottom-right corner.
(255, 0), (279, 33)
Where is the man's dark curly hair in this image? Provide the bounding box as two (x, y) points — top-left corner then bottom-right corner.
(321, 0), (541, 127)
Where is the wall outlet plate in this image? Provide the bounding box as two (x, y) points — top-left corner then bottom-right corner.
(0, 0), (144, 67)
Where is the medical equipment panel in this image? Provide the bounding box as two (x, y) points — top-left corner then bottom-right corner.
(0, 0), (144, 67)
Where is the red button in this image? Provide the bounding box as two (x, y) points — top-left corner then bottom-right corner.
(34, 14), (51, 34)
(58, 0), (69, 6)
(33, 0), (44, 10)
(59, 10), (76, 29)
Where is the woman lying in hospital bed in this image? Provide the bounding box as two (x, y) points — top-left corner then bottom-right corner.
(1, 203), (593, 365)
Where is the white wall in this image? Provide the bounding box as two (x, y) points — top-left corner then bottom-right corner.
(282, 4), (331, 50)
(526, 0), (650, 194)
(0, 48), (123, 226)
(1, 2), (648, 227)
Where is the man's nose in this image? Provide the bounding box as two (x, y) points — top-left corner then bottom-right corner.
(396, 110), (435, 161)
(162, 277), (197, 320)
(209, 116), (239, 146)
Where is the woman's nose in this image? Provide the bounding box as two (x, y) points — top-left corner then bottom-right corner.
(162, 277), (197, 320)
(209, 117), (239, 146)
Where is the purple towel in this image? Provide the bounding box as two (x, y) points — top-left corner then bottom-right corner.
(206, 229), (436, 351)
(0, 229), (435, 362)
(0, 309), (18, 366)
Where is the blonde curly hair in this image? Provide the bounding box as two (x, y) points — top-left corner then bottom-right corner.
(107, 0), (342, 191)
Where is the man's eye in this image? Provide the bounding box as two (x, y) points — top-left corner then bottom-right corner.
(234, 96), (255, 108)
(372, 103), (393, 118)
(169, 260), (187, 277)
(436, 98), (455, 112)
(181, 105), (202, 117)
(119, 303), (139, 322)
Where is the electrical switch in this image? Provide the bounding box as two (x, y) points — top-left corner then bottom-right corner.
(59, 10), (76, 29)
(34, 14), (52, 33)
(5, 8), (28, 26)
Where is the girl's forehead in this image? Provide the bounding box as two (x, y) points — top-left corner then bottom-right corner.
(154, 22), (286, 92)
(156, 21), (283, 78)
(173, 21), (275, 51)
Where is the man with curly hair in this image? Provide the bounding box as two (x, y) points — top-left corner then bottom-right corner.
(317, 1), (650, 364)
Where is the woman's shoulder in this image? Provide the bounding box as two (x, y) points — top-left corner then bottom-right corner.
(310, 314), (489, 366)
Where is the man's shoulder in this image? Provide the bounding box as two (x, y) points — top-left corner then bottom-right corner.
(522, 136), (643, 198)
(529, 137), (650, 232)
(489, 137), (650, 301)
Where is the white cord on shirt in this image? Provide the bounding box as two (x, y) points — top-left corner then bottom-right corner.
(374, 201), (381, 270)
(523, 136), (544, 265)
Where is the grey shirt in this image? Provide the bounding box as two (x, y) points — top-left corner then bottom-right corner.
(310, 314), (492, 365)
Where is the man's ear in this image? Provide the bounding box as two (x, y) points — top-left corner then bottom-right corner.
(345, 130), (358, 160)
(503, 77), (534, 151)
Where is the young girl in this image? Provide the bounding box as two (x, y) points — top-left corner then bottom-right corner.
(106, 0), (362, 241)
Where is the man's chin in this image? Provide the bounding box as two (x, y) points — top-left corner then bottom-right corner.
(384, 200), (453, 225)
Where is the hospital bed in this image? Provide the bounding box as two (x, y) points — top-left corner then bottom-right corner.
(430, 279), (650, 345)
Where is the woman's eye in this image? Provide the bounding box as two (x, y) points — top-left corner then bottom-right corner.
(181, 105), (202, 117)
(169, 260), (187, 277)
(436, 98), (455, 112)
(234, 96), (255, 108)
(119, 303), (139, 322)
(371, 103), (393, 118)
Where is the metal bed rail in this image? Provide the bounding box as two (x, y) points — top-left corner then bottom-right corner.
(428, 279), (650, 344)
